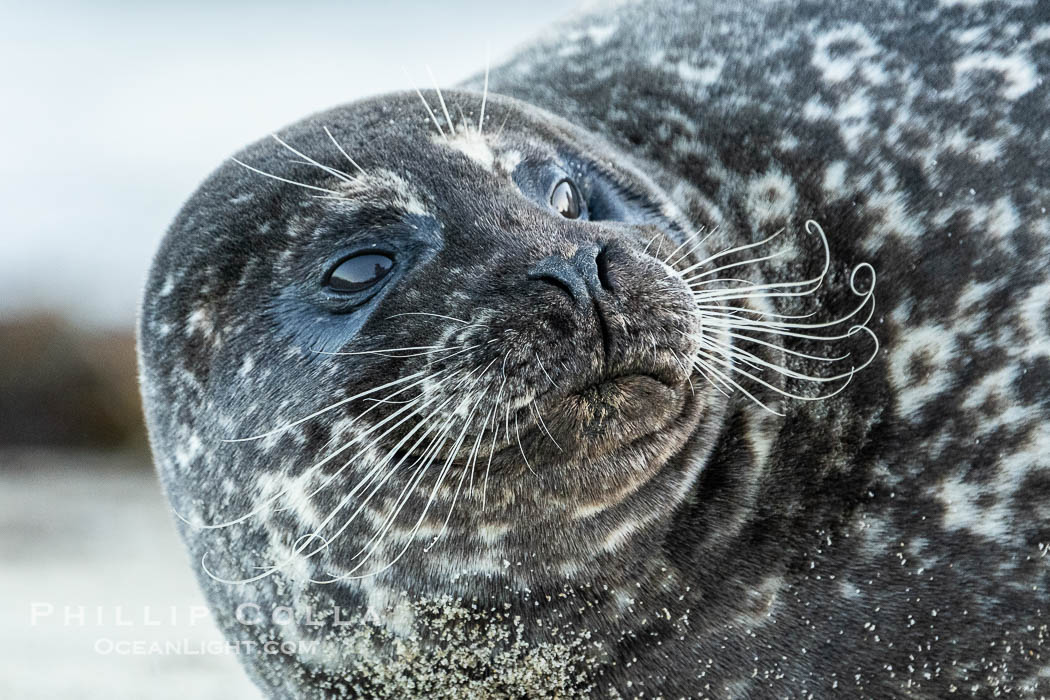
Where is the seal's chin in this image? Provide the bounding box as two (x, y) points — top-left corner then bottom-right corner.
(541, 372), (689, 460)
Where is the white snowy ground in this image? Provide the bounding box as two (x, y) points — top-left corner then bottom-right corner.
(0, 450), (258, 699)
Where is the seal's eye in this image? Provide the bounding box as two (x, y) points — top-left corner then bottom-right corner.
(551, 179), (582, 219)
(327, 253), (394, 293)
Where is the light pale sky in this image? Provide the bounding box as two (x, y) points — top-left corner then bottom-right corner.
(0, 0), (571, 328)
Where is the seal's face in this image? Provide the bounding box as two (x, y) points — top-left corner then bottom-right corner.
(141, 90), (730, 585)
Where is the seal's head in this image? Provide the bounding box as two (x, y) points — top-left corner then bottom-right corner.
(138, 89), (875, 694)
(140, 89), (727, 578)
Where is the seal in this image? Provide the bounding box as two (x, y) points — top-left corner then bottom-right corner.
(138, 1), (1050, 697)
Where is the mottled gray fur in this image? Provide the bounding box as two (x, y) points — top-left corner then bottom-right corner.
(139, 0), (1050, 697)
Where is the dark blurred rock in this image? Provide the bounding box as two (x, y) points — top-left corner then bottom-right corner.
(0, 315), (148, 452)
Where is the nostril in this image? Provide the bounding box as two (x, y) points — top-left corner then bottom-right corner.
(528, 256), (587, 304)
(595, 247), (614, 292)
(533, 272), (577, 301)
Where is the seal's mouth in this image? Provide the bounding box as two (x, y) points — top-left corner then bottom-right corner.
(545, 372), (685, 452)
(383, 368), (691, 475)
(534, 344), (689, 403)
(471, 345), (699, 468)
(576, 369), (677, 396)
(569, 373), (677, 425)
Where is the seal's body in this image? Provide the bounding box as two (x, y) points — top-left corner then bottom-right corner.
(139, 1), (1050, 697)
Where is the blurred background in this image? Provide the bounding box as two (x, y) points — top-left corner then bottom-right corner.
(0, 1), (568, 696)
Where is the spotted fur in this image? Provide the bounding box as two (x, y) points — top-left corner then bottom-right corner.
(139, 0), (1050, 697)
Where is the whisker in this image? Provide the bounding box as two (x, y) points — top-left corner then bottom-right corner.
(189, 370), (457, 530)
(642, 232), (661, 256)
(327, 386), (479, 580)
(699, 337), (855, 384)
(305, 362), (497, 578)
(684, 249), (788, 282)
(479, 44), (490, 134)
(290, 402), (467, 581)
(495, 110), (512, 138)
(313, 344), (475, 359)
(270, 133), (356, 183)
(694, 357), (783, 415)
(677, 227), (786, 277)
(693, 361), (733, 399)
(222, 370), (429, 443)
(696, 347), (855, 402)
(404, 67), (447, 139)
(454, 103), (470, 134)
(663, 226), (714, 267)
(689, 276), (760, 287)
(425, 65), (456, 136)
(230, 158), (343, 196)
(387, 311), (472, 325)
(668, 227), (720, 268)
(268, 384), (439, 514)
(536, 356), (559, 388)
(715, 329), (851, 363)
(424, 387), (492, 552)
(693, 303), (820, 322)
(483, 376), (508, 509)
(514, 410), (538, 476)
(699, 289), (874, 338)
(322, 126), (368, 176)
(530, 402), (562, 452)
(660, 226), (702, 265)
(201, 553), (282, 586)
(685, 221), (878, 416)
(318, 414), (457, 580)
(468, 402), (498, 496)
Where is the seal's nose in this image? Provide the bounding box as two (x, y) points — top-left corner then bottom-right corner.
(527, 243), (611, 306)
